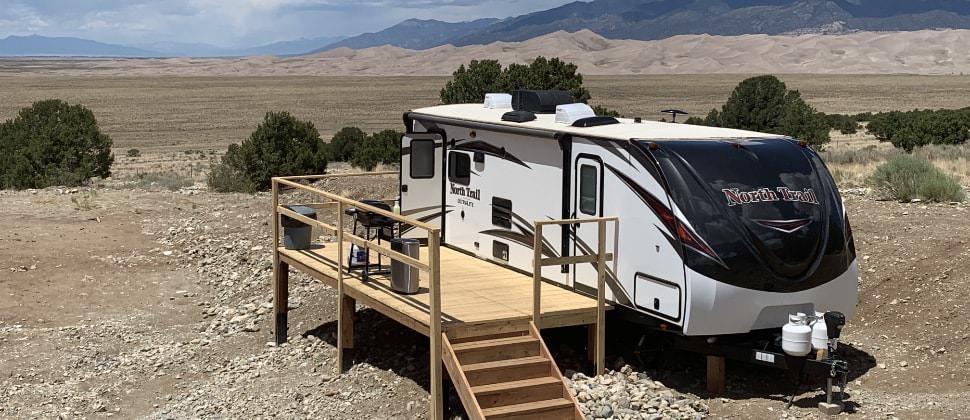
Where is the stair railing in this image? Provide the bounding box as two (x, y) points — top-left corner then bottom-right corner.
(532, 217), (617, 375)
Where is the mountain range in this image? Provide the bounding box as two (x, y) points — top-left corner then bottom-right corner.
(0, 35), (157, 57)
(3, 0), (970, 57)
(330, 0), (970, 51)
(0, 35), (345, 57)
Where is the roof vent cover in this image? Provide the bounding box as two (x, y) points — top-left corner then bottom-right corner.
(555, 103), (596, 124)
(484, 93), (513, 109)
(501, 110), (537, 123)
(512, 90), (574, 113)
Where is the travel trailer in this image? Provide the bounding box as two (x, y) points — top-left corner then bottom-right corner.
(398, 91), (858, 341)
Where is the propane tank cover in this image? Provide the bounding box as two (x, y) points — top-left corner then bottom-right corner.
(782, 313), (813, 357)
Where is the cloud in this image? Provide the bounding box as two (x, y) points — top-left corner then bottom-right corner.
(0, 0), (575, 47)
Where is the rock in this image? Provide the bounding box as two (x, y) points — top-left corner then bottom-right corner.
(229, 314), (251, 324)
(592, 404), (613, 418)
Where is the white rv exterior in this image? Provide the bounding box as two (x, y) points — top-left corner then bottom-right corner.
(399, 102), (859, 337)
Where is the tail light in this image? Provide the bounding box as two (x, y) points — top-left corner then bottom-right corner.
(845, 215), (857, 255)
(644, 191), (722, 264)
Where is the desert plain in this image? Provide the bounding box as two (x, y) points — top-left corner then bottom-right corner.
(1, 68), (969, 419)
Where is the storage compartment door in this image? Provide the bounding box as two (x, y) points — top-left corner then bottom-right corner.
(634, 274), (681, 321)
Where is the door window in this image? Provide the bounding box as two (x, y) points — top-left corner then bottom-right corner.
(579, 164), (598, 215)
(448, 152), (471, 185)
(410, 139), (435, 179)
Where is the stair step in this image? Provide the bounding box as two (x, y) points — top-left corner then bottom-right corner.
(463, 356), (552, 387)
(452, 335), (539, 364)
(472, 377), (565, 409)
(481, 398), (576, 420)
(448, 330), (529, 345)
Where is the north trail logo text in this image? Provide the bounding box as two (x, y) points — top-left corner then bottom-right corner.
(722, 187), (819, 207)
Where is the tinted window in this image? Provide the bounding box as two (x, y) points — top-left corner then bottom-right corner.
(492, 197), (512, 229)
(643, 139), (850, 293)
(579, 164), (598, 215)
(410, 139), (435, 179)
(448, 152), (470, 185)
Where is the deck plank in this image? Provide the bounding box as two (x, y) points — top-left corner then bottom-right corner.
(277, 242), (606, 334)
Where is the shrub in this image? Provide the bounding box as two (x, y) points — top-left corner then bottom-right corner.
(207, 156), (254, 193)
(440, 57), (593, 106)
(351, 129), (402, 171)
(821, 113), (861, 135)
(870, 154), (965, 202)
(328, 126), (367, 162)
(865, 108), (970, 152)
(439, 59), (504, 105)
(207, 111), (327, 193)
(693, 75), (830, 146)
(0, 99), (113, 189)
(497, 57), (591, 103)
(126, 148), (141, 157)
(591, 105), (621, 118)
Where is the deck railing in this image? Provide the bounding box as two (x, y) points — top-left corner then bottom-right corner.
(532, 217), (618, 376)
(271, 172), (444, 420)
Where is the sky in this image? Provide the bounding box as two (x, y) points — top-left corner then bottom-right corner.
(0, 0), (576, 47)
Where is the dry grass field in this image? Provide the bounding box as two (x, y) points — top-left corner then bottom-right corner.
(2, 74), (970, 153)
(2, 72), (967, 191)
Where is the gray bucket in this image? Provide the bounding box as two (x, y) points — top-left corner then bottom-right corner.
(281, 205), (317, 250)
(390, 238), (421, 294)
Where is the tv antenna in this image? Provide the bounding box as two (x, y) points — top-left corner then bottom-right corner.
(661, 109), (689, 123)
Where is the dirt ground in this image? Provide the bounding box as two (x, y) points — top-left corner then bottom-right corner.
(2, 73), (969, 419)
(1, 175), (968, 419)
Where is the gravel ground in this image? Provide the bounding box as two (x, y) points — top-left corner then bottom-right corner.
(2, 179), (969, 419)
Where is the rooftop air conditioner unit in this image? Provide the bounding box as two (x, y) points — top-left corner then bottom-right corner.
(484, 93), (513, 109)
(555, 103), (596, 124)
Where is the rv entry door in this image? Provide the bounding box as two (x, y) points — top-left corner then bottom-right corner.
(571, 156), (612, 298)
(400, 133), (443, 239)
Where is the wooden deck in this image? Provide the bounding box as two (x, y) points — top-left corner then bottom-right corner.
(278, 241), (606, 340)
(271, 172), (614, 419)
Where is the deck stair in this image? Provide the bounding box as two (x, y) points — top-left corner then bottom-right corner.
(442, 321), (583, 420)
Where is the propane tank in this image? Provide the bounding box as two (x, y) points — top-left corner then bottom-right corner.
(811, 311), (829, 351)
(782, 313), (813, 357)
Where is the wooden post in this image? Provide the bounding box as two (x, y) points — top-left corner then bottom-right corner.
(587, 324), (596, 364)
(340, 295), (355, 349)
(272, 179), (289, 345)
(595, 219), (607, 376)
(707, 355), (726, 394)
(336, 202), (346, 374)
(428, 229), (443, 420)
(532, 223), (543, 329)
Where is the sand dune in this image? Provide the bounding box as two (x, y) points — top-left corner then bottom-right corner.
(7, 29), (970, 76)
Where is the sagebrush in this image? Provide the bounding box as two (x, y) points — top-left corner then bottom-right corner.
(870, 154), (965, 202)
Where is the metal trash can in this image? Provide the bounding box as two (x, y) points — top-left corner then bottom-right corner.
(281, 205), (316, 250)
(390, 238), (421, 294)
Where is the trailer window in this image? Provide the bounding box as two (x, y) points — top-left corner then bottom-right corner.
(448, 152), (471, 185)
(579, 164), (598, 215)
(410, 139), (435, 179)
(492, 197), (512, 229)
